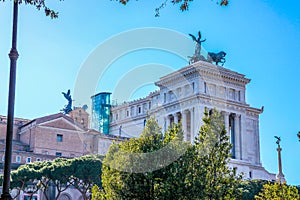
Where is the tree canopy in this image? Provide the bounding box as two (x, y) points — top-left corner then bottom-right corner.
(94, 109), (242, 199)
(191, 108), (242, 199)
(9, 154), (103, 200)
(98, 119), (192, 199)
(238, 179), (269, 200)
(255, 181), (300, 200)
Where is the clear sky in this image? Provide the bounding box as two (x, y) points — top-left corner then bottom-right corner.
(0, 0), (299, 185)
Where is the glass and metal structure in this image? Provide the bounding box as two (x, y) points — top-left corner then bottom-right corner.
(91, 92), (111, 134)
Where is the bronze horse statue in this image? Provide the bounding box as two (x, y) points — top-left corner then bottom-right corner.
(207, 51), (226, 66)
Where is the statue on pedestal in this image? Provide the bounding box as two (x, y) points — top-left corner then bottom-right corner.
(188, 31), (227, 66)
(188, 31), (207, 64)
(274, 136), (285, 183)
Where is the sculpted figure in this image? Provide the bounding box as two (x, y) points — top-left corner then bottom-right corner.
(274, 136), (281, 145)
(61, 89), (72, 114)
(207, 51), (226, 66)
(188, 31), (207, 64)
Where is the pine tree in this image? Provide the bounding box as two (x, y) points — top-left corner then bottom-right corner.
(191, 108), (242, 199)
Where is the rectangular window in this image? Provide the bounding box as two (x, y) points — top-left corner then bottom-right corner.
(130, 107), (134, 116)
(16, 155), (21, 163)
(26, 157), (31, 163)
(56, 134), (63, 142)
(56, 152), (62, 157)
(168, 91), (173, 102)
(138, 107), (141, 114)
(163, 93), (166, 103)
(228, 88), (235, 100)
(204, 82), (207, 93)
(238, 91), (241, 101)
(192, 82), (195, 93)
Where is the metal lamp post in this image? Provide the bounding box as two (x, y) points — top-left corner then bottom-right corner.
(1, 1), (19, 199)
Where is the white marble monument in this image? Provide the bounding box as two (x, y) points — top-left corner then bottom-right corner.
(109, 60), (275, 181)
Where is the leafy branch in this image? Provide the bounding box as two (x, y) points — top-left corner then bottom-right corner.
(0, 0), (63, 18)
(115, 0), (229, 17)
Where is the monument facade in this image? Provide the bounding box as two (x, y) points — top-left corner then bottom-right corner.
(109, 60), (275, 181)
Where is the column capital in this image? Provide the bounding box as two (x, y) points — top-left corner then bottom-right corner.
(234, 113), (241, 118)
(182, 109), (189, 114)
(222, 111), (230, 116)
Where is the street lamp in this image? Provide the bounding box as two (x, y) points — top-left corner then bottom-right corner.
(1, 1), (19, 199)
(0, 1), (59, 199)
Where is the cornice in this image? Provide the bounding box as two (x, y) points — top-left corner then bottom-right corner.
(155, 61), (250, 87)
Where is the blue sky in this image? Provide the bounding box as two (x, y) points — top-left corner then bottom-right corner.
(0, 0), (300, 184)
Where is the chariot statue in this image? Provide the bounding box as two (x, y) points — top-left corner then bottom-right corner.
(188, 31), (227, 66)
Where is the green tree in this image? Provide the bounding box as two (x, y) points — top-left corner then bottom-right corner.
(10, 155), (103, 200)
(9, 160), (53, 199)
(10, 164), (40, 199)
(190, 108), (242, 199)
(69, 155), (103, 200)
(48, 158), (74, 200)
(97, 118), (192, 199)
(239, 179), (269, 200)
(255, 182), (300, 200)
(96, 109), (241, 200)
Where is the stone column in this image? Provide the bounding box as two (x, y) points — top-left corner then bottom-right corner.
(166, 115), (171, 130)
(223, 112), (230, 136)
(234, 114), (241, 160)
(190, 107), (194, 143)
(164, 116), (169, 131)
(174, 113), (178, 124)
(194, 80), (199, 94)
(182, 110), (187, 141)
(194, 105), (201, 131)
(255, 119), (261, 165)
(240, 114), (248, 161)
(276, 143), (285, 183)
